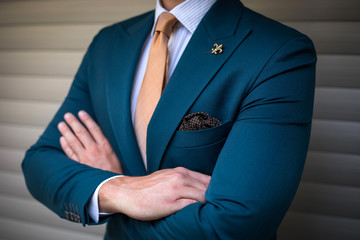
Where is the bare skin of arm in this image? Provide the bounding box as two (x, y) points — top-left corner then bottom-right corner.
(57, 111), (211, 221)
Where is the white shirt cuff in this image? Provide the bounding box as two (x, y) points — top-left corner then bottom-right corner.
(88, 175), (124, 223)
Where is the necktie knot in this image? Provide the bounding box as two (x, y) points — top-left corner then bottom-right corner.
(155, 12), (178, 38)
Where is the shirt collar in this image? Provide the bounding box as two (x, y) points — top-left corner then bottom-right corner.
(151, 0), (217, 36)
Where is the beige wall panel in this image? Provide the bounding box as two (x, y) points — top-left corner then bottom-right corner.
(289, 182), (360, 219)
(285, 21), (360, 54)
(313, 87), (360, 121)
(0, 75), (72, 102)
(278, 212), (360, 240)
(309, 120), (360, 154)
(1, 22), (359, 55)
(1, 0), (360, 24)
(0, 195), (105, 237)
(303, 151), (360, 187)
(316, 55), (360, 88)
(0, 124), (44, 149)
(0, 100), (60, 126)
(0, 171), (31, 199)
(0, 147), (24, 173)
(242, 0), (360, 21)
(0, 0), (155, 25)
(0, 24), (105, 50)
(0, 216), (103, 240)
(0, 51), (83, 76)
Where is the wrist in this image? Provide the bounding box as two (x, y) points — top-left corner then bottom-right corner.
(98, 176), (129, 214)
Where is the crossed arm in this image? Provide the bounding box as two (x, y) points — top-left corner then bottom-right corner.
(57, 110), (210, 221)
(23, 33), (316, 239)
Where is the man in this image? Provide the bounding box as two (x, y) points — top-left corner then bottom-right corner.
(22, 0), (317, 239)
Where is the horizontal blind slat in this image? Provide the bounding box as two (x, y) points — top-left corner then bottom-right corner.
(0, 24), (105, 50)
(0, 212), (103, 240)
(0, 0), (155, 25)
(0, 100), (60, 126)
(316, 55), (360, 88)
(278, 212), (360, 240)
(289, 183), (360, 219)
(0, 75), (72, 102)
(0, 124), (44, 149)
(313, 87), (360, 121)
(0, 51), (84, 76)
(0, 146), (25, 172)
(303, 151), (360, 187)
(1, 0), (360, 24)
(0, 171), (31, 199)
(243, 0), (360, 21)
(284, 21), (360, 55)
(309, 119), (360, 154)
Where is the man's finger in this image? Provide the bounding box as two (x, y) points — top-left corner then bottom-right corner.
(78, 111), (107, 144)
(59, 136), (79, 161)
(176, 167), (211, 186)
(64, 113), (94, 148)
(178, 186), (206, 203)
(57, 121), (85, 156)
(174, 199), (198, 211)
(183, 176), (209, 192)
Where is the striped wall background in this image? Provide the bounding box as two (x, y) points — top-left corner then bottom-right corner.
(0, 0), (359, 239)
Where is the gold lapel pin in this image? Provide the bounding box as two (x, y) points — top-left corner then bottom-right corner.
(211, 43), (223, 55)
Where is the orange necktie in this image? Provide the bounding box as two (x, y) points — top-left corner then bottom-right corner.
(134, 12), (178, 168)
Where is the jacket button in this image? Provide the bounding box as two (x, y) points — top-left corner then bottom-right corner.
(64, 210), (70, 220)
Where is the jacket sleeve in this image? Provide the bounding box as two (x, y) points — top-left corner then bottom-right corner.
(113, 35), (317, 239)
(21, 32), (119, 226)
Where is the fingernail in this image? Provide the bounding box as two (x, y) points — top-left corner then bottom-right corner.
(64, 113), (71, 119)
(78, 111), (86, 117)
(58, 122), (65, 128)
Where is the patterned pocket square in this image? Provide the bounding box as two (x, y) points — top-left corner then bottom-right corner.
(178, 112), (222, 131)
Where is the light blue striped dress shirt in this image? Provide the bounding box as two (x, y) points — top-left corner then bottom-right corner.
(89, 0), (217, 223)
(131, 0), (217, 123)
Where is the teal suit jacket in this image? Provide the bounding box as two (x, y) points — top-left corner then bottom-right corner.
(22, 0), (316, 239)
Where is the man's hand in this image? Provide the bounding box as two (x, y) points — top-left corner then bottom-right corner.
(99, 167), (211, 221)
(58, 111), (211, 221)
(57, 111), (123, 174)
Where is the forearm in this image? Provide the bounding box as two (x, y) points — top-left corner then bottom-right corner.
(88, 175), (123, 223)
(97, 168), (210, 221)
(21, 32), (120, 225)
(22, 146), (118, 225)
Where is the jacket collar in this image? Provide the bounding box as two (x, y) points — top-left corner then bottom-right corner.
(106, 11), (154, 176)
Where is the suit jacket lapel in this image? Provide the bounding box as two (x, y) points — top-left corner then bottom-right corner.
(146, 0), (251, 172)
(106, 12), (154, 176)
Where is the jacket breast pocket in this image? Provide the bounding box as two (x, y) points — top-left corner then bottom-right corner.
(171, 121), (232, 148)
(162, 121), (232, 175)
